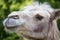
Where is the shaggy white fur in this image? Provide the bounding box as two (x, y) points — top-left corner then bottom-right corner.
(3, 2), (60, 40)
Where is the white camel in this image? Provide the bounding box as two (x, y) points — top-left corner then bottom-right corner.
(3, 2), (60, 40)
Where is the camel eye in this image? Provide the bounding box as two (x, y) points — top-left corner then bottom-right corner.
(9, 15), (19, 19)
(35, 14), (44, 20)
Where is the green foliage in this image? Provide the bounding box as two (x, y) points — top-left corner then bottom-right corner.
(0, 0), (60, 40)
(3, 33), (19, 40)
(0, 0), (32, 40)
(57, 19), (60, 30)
(35, 0), (60, 8)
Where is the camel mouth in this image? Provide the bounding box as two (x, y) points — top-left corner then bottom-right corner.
(5, 26), (19, 32)
(6, 26), (17, 29)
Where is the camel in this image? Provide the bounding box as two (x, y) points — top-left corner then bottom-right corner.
(3, 2), (60, 40)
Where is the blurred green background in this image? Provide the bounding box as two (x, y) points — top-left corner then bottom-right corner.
(0, 0), (60, 40)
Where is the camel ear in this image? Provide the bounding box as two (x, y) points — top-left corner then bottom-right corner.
(50, 9), (60, 21)
(54, 9), (60, 17)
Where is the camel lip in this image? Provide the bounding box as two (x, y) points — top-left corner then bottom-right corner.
(6, 25), (20, 29)
(5, 26), (19, 33)
(6, 26), (17, 28)
(5, 26), (19, 31)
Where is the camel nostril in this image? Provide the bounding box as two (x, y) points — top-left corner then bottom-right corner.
(5, 18), (9, 27)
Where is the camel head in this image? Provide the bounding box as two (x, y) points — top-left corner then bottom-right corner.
(3, 3), (60, 40)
